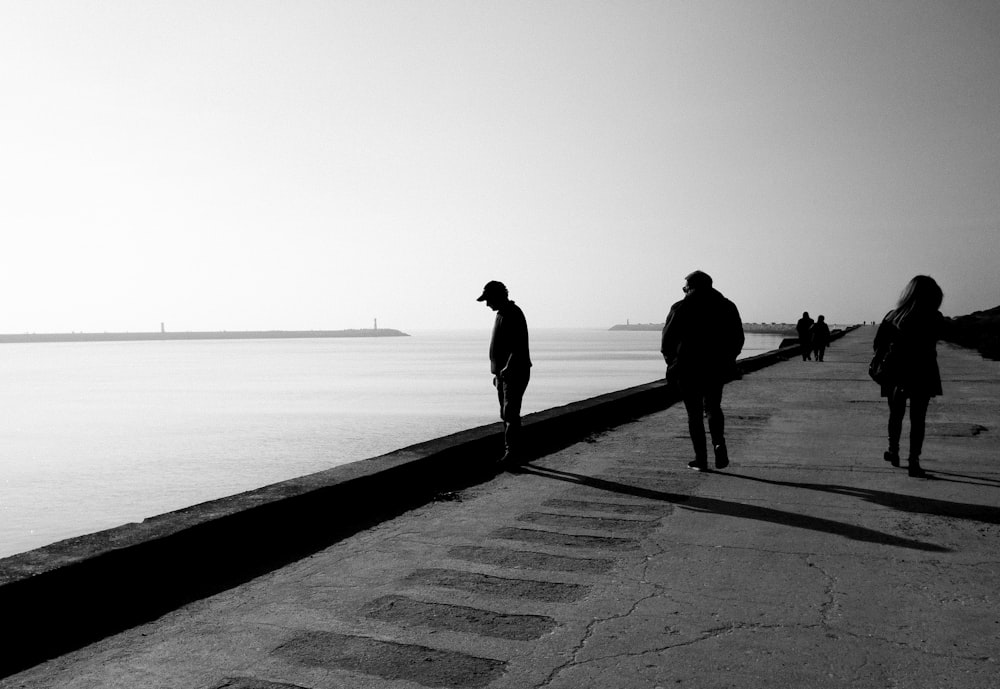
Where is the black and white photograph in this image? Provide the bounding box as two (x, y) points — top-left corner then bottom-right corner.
(1, 2), (998, 687)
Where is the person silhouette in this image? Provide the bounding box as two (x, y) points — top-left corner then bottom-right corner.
(478, 280), (531, 468)
(661, 271), (744, 471)
(874, 275), (946, 478)
(796, 311), (814, 361)
(811, 315), (831, 362)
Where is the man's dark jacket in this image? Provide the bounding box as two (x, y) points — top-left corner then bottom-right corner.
(661, 288), (744, 383)
(489, 301), (532, 376)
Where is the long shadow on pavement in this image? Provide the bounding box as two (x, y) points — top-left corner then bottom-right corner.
(923, 469), (1000, 488)
(518, 464), (951, 553)
(723, 472), (1000, 525)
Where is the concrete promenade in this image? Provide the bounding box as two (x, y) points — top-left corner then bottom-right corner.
(4, 326), (998, 688)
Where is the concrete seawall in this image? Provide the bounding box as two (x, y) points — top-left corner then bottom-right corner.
(0, 328), (854, 677)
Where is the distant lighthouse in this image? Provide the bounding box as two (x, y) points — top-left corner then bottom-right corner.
(374, 318), (378, 331)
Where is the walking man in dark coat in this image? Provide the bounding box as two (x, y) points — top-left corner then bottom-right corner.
(796, 311), (815, 360)
(478, 280), (531, 467)
(661, 271), (744, 471)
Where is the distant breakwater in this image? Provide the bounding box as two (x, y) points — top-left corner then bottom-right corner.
(610, 322), (798, 336)
(0, 329), (409, 344)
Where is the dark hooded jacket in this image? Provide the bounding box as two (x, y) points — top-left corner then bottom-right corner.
(661, 288), (744, 383)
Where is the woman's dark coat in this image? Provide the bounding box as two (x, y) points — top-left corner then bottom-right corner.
(874, 310), (944, 398)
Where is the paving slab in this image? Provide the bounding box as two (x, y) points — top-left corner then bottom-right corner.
(3, 326), (998, 689)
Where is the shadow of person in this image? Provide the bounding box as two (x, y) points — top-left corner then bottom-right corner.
(921, 469), (1000, 488)
(721, 472), (1000, 525)
(517, 463), (951, 553)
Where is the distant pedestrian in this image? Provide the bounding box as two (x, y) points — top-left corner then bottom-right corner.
(478, 280), (531, 468)
(661, 271), (744, 471)
(874, 275), (945, 478)
(811, 315), (831, 362)
(796, 311), (814, 360)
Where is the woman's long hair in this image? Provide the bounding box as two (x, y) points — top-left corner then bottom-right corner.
(888, 275), (943, 328)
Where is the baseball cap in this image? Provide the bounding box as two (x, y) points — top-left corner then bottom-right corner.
(476, 280), (507, 302)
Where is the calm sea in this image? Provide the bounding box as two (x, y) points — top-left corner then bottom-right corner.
(0, 329), (783, 558)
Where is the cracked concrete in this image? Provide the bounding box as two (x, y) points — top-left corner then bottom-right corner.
(3, 328), (998, 689)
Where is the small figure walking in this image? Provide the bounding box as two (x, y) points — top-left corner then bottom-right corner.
(661, 271), (744, 471)
(811, 315), (831, 362)
(478, 281), (531, 468)
(874, 275), (945, 478)
(796, 311), (814, 360)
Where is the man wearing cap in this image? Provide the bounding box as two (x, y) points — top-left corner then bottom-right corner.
(478, 280), (531, 466)
(661, 270), (744, 471)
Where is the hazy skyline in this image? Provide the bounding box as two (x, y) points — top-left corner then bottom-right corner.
(2, 1), (998, 332)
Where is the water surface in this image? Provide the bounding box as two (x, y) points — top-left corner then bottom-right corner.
(0, 329), (783, 557)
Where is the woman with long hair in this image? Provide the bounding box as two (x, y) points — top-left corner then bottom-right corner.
(874, 275), (945, 478)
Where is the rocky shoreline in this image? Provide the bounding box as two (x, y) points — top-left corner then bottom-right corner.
(943, 306), (1000, 360)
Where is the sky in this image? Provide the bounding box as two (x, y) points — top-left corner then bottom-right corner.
(1, 0), (998, 332)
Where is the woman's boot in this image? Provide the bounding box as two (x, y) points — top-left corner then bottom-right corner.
(908, 456), (928, 478)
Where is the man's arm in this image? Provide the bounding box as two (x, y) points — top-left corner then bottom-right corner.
(661, 306), (680, 364)
(729, 302), (745, 360)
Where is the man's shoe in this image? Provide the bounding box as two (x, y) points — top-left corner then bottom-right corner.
(883, 450), (900, 467)
(497, 452), (521, 471)
(687, 459), (709, 472)
(908, 458), (928, 478)
(714, 444), (729, 470)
